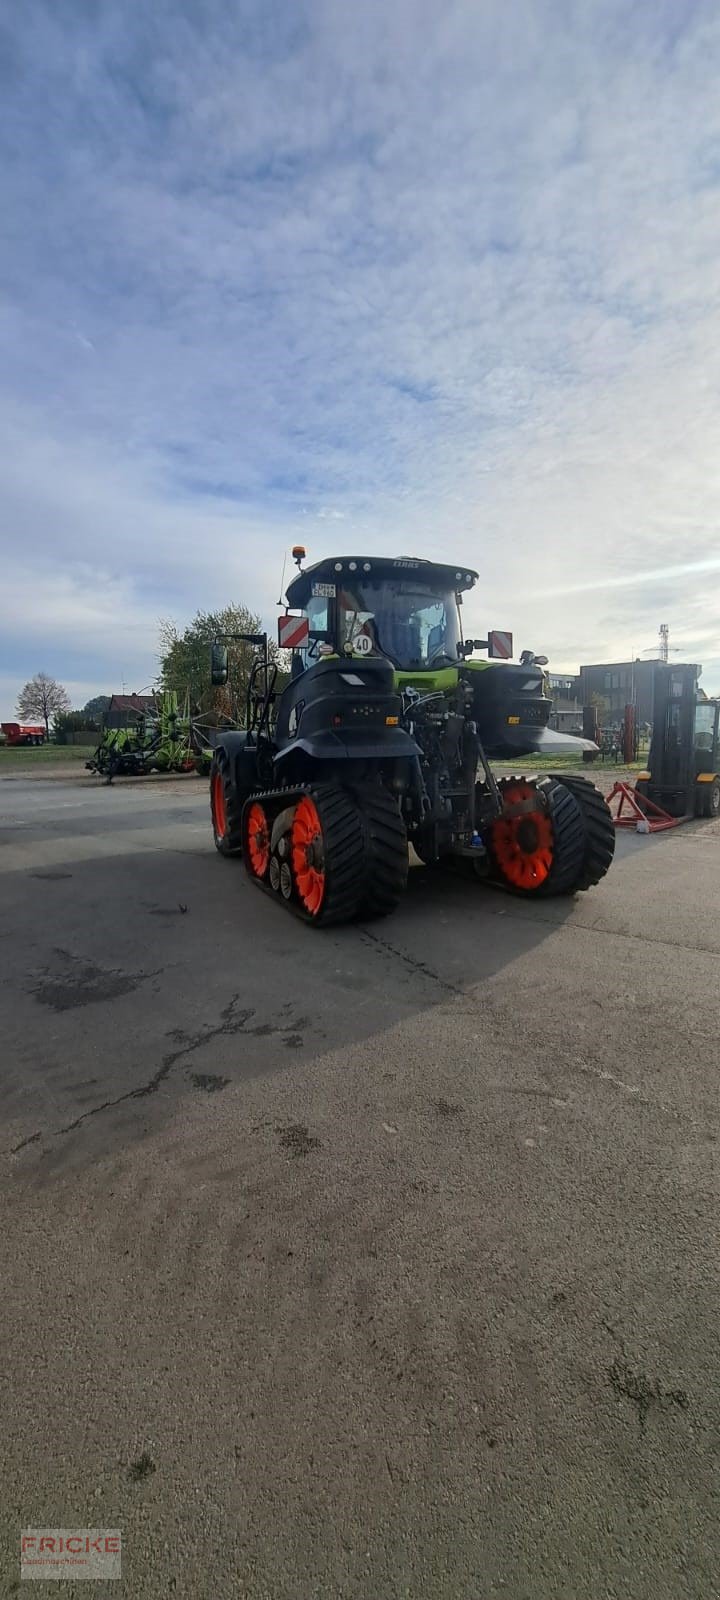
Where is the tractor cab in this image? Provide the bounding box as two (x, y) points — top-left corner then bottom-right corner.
(281, 551), (598, 759)
(285, 556), (477, 673)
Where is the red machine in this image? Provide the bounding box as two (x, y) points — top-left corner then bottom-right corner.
(1, 723), (46, 746)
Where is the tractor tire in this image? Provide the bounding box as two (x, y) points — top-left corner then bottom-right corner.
(549, 773), (616, 889)
(703, 777), (720, 819)
(210, 748), (244, 856)
(286, 784), (367, 925)
(352, 783), (409, 919)
(489, 776), (586, 897)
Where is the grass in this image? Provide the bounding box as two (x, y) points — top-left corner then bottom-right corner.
(0, 741), (97, 768)
(493, 753), (646, 773)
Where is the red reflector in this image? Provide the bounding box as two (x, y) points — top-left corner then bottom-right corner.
(332, 715), (342, 727)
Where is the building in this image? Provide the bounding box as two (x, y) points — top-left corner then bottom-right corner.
(546, 673), (583, 733)
(577, 660), (659, 725)
(105, 694), (156, 729)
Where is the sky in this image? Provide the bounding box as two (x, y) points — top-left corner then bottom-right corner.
(2, 0), (720, 715)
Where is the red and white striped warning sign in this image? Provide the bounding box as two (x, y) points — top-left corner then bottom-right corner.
(278, 613), (310, 650)
(488, 630), (513, 659)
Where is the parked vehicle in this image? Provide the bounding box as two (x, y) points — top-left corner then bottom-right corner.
(1, 723), (46, 746)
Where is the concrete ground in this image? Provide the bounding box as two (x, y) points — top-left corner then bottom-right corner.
(1, 770), (719, 1599)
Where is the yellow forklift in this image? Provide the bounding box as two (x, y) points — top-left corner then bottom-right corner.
(635, 664), (720, 819)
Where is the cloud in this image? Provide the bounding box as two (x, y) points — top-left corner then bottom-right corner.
(1, 0), (720, 714)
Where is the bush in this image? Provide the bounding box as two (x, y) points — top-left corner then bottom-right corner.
(53, 710), (102, 744)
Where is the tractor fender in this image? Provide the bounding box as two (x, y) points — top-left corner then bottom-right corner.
(274, 728), (421, 765)
(214, 731), (260, 794)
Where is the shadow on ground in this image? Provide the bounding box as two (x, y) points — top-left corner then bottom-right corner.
(1, 834), (574, 1182)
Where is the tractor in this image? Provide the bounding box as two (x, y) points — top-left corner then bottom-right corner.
(208, 551), (615, 924)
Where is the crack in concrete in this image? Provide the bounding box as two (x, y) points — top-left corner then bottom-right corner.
(608, 1357), (689, 1426)
(602, 1320), (689, 1427)
(359, 929), (465, 996)
(10, 1130), (42, 1154)
(7, 996), (307, 1150)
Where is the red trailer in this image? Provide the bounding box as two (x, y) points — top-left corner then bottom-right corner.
(1, 723), (46, 746)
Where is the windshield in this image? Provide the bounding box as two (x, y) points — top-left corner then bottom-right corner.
(337, 578), (462, 669)
(694, 701), (716, 751)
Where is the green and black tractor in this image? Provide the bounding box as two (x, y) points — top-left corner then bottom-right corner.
(208, 551), (615, 924)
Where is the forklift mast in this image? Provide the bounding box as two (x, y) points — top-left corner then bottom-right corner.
(646, 663), (701, 816)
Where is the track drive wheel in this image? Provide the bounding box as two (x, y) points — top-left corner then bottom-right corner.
(289, 786), (366, 925)
(352, 783), (408, 918)
(243, 800), (271, 880)
(489, 777), (585, 896)
(210, 748), (244, 856)
(549, 773), (616, 888)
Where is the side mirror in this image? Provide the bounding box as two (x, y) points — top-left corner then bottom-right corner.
(210, 643), (229, 686)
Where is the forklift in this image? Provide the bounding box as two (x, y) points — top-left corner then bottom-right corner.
(635, 664), (720, 819)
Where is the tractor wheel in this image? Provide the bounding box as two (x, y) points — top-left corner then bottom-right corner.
(352, 783), (408, 919)
(488, 777), (586, 896)
(210, 748), (244, 856)
(703, 777), (720, 819)
(288, 785), (366, 925)
(549, 773), (616, 889)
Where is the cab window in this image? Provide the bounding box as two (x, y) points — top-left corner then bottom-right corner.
(694, 702), (715, 751)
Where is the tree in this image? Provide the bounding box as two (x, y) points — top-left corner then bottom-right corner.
(159, 605), (285, 721)
(82, 695), (111, 719)
(17, 672), (71, 738)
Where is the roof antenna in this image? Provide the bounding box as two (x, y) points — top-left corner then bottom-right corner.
(276, 549), (288, 607)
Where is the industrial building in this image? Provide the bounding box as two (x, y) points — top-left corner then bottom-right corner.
(576, 660), (659, 725)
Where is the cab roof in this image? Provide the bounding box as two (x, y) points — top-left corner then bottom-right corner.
(286, 555), (478, 608)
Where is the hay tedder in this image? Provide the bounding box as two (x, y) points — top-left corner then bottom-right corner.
(209, 551), (615, 924)
(86, 690), (213, 782)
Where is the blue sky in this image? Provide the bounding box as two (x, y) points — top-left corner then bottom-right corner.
(2, 0), (720, 712)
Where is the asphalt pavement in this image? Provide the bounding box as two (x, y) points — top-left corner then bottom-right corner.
(1, 770), (719, 1598)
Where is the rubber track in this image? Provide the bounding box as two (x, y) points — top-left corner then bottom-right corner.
(351, 783), (409, 919)
(241, 782), (367, 925)
(549, 773), (616, 889)
(210, 747), (244, 856)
